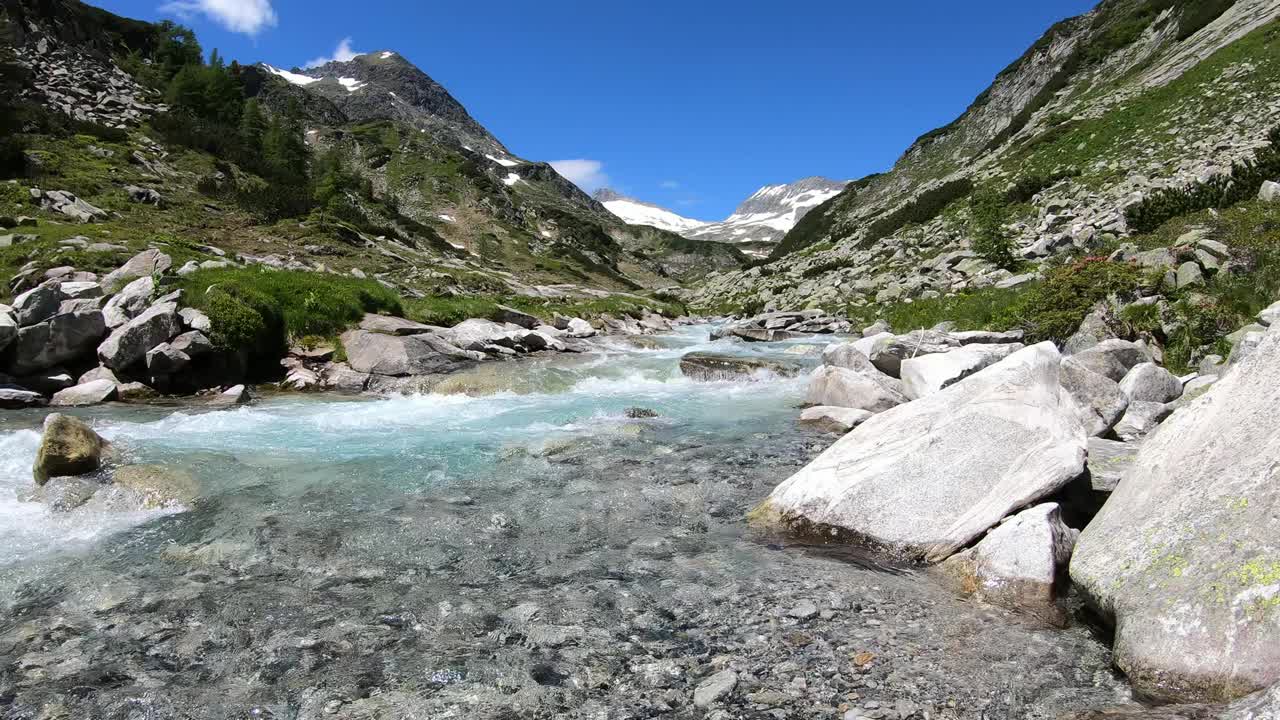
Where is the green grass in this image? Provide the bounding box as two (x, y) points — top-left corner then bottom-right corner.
(848, 287), (1027, 334)
(405, 294), (683, 328)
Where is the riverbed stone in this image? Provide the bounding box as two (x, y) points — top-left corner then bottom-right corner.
(941, 503), (1078, 617)
(805, 365), (907, 414)
(0, 388), (46, 408)
(1061, 358), (1130, 437)
(98, 302), (181, 370)
(33, 413), (110, 485)
(50, 379), (119, 407)
(443, 319), (510, 352)
(758, 343), (1087, 562)
(341, 329), (481, 377)
(111, 464), (199, 508)
(799, 406), (874, 434)
(208, 384), (250, 406)
(679, 352), (801, 381)
(1119, 363), (1183, 403)
(693, 670), (737, 708)
(1071, 324), (1280, 703)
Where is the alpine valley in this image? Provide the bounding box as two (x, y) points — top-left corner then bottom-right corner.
(3, 1), (1280, 719)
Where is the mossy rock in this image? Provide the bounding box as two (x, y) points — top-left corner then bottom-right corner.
(33, 413), (110, 485)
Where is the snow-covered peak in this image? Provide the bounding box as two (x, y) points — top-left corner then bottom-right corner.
(264, 65), (320, 86)
(593, 190), (709, 234)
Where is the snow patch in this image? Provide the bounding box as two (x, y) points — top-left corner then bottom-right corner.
(602, 199), (709, 234)
(486, 154), (520, 168)
(503, 173), (522, 186)
(337, 77), (366, 92)
(264, 65), (320, 86)
(380, 51), (395, 59)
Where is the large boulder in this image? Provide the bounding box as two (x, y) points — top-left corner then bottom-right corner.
(33, 413), (110, 485)
(444, 319), (511, 352)
(8, 310), (107, 375)
(12, 284), (66, 326)
(940, 503), (1078, 618)
(1067, 339), (1153, 382)
(340, 329), (480, 377)
(679, 352), (801, 382)
(50, 379), (119, 407)
(1061, 358), (1131, 437)
(359, 313), (438, 336)
(493, 305), (543, 330)
(805, 365), (907, 414)
(0, 388), (46, 409)
(1071, 325), (1280, 703)
(0, 308), (14, 352)
(900, 344), (1023, 400)
(1111, 401), (1173, 442)
(97, 302), (181, 370)
(868, 330), (963, 378)
(756, 343), (1087, 562)
(101, 276), (155, 328)
(100, 249), (172, 294)
(1119, 362), (1184, 403)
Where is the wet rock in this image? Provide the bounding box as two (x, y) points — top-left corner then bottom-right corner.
(38, 475), (101, 511)
(799, 406), (873, 434)
(208, 384), (250, 406)
(100, 249), (172, 293)
(1119, 363), (1183, 403)
(758, 343), (1086, 562)
(941, 503), (1077, 617)
(693, 670), (737, 708)
(97, 302), (181, 370)
(50, 379), (119, 407)
(624, 407), (659, 419)
(1072, 325), (1280, 703)
(565, 318), (596, 338)
(868, 330), (963, 378)
(111, 465), (198, 508)
(340, 329), (481, 377)
(900, 343), (1024, 400)
(679, 352), (802, 382)
(1061, 358), (1130, 437)
(33, 413), (110, 485)
(117, 381), (158, 401)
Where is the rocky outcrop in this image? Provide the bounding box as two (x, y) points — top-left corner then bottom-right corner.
(340, 329), (481, 377)
(757, 343), (1086, 562)
(1119, 363), (1184, 404)
(679, 352), (802, 382)
(33, 413), (110, 484)
(1071, 325), (1280, 703)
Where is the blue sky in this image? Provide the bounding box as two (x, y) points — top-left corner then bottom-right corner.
(98, 0), (1096, 220)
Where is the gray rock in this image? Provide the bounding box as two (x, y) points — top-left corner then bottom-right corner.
(100, 249), (172, 293)
(145, 342), (190, 375)
(759, 343), (1087, 562)
(1198, 354), (1226, 376)
(1061, 358), (1130, 437)
(0, 388), (46, 409)
(359, 313), (438, 336)
(1176, 261), (1204, 289)
(1068, 339), (1153, 382)
(123, 184), (161, 205)
(340, 329), (481, 377)
(116, 382), (159, 401)
(9, 311), (107, 375)
(788, 600), (819, 619)
(0, 309), (14, 353)
(321, 364), (370, 393)
(1111, 401), (1173, 442)
(806, 365), (908, 414)
(868, 330), (963, 378)
(1063, 303), (1115, 355)
(179, 307), (212, 333)
(565, 317), (596, 338)
(1259, 180), (1280, 203)
(798, 406), (874, 434)
(78, 366), (120, 385)
(102, 276), (156, 328)
(693, 670), (738, 708)
(444, 318), (511, 352)
(41, 190), (108, 223)
(13, 284), (67, 326)
(33, 413), (109, 485)
(169, 330), (212, 357)
(853, 331), (893, 358)
(208, 384), (251, 406)
(50, 379), (119, 407)
(1087, 437), (1138, 493)
(952, 330), (1025, 345)
(97, 302), (181, 370)
(1071, 325), (1280, 702)
(1119, 363), (1183, 403)
(59, 281), (102, 300)
(493, 305), (543, 330)
(862, 320), (891, 337)
(940, 503), (1078, 617)
(679, 352), (802, 382)
(901, 344), (1024, 400)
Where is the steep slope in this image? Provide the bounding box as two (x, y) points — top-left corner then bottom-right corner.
(690, 0), (1280, 312)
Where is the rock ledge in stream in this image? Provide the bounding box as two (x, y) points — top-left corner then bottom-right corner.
(678, 352), (802, 382)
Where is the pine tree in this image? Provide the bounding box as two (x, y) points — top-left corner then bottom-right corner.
(239, 99), (266, 158)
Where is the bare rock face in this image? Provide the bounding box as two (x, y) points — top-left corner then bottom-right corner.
(33, 413), (110, 485)
(1071, 324), (1280, 703)
(756, 343), (1087, 562)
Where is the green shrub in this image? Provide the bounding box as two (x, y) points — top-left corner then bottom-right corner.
(997, 258), (1145, 344)
(969, 188), (1018, 269)
(854, 287), (1026, 333)
(857, 178), (975, 251)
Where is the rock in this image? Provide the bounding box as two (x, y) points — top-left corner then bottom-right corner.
(1068, 339), (1153, 382)
(208, 384), (250, 406)
(757, 343), (1087, 562)
(0, 308), (15, 353)
(13, 284), (66, 326)
(59, 281), (101, 300)
(102, 276), (155, 327)
(1111, 401), (1173, 442)
(729, 326), (800, 343)
(693, 670), (738, 708)
(169, 330), (212, 357)
(493, 305), (543, 330)
(0, 388), (46, 409)
(1258, 301), (1280, 328)
(100, 249), (172, 293)
(145, 342), (191, 375)
(1087, 437), (1138, 493)
(111, 465), (198, 508)
(952, 330), (1025, 345)
(97, 302), (181, 370)
(1063, 304), (1115, 355)
(565, 317), (596, 338)
(359, 313), (438, 336)
(40, 190), (108, 222)
(624, 407), (659, 419)
(1061, 358), (1130, 437)
(38, 476), (101, 512)
(868, 330), (963, 378)
(444, 319), (511, 351)
(788, 599), (820, 619)
(179, 307), (212, 333)
(78, 366), (119, 385)
(322, 364), (370, 393)
(1176, 261), (1204, 289)
(996, 273), (1037, 289)
(116, 382), (158, 401)
(1119, 363), (1183, 403)
(900, 344), (1024, 400)
(340, 329), (480, 377)
(940, 503), (1078, 617)
(33, 413), (109, 485)
(1198, 354), (1226, 376)
(123, 185), (162, 205)
(9, 311), (107, 375)
(679, 352), (802, 381)
(50, 379), (119, 407)
(853, 332), (894, 359)
(1228, 328), (1267, 367)
(1071, 325), (1280, 702)
(176, 260), (199, 276)
(1259, 180), (1280, 202)
(863, 320), (891, 337)
(799, 406), (874, 434)
(806, 365), (907, 414)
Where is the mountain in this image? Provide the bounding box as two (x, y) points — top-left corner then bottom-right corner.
(597, 177), (850, 257)
(689, 0), (1280, 312)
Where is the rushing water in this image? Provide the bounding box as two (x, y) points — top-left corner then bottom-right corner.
(0, 326), (1128, 719)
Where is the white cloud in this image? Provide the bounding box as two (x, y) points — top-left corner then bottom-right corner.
(305, 37), (362, 68)
(551, 159), (609, 192)
(159, 0), (277, 35)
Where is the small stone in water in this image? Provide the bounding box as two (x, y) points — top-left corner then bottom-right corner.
(693, 669), (738, 708)
(788, 600), (819, 619)
(625, 406), (660, 418)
